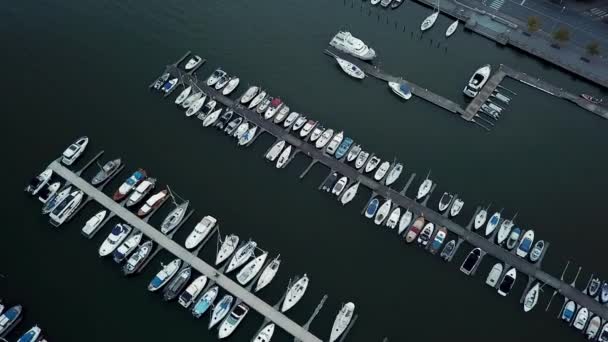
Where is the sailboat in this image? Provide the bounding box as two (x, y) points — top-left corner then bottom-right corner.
(523, 283), (540, 312)
(445, 20), (458, 37)
(421, 1), (440, 31)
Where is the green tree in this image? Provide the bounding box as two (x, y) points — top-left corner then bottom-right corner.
(552, 27), (570, 46)
(527, 16), (541, 34)
(586, 41), (600, 57)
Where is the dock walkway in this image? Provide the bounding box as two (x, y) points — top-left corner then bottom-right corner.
(47, 161), (323, 342)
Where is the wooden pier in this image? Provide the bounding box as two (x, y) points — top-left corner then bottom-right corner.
(47, 161), (323, 342)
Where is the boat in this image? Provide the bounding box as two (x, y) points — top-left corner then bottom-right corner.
(91, 158), (121, 185)
(385, 207), (401, 229)
(153, 72), (169, 89)
(385, 163), (403, 186)
(329, 31), (376, 60)
(240, 86), (259, 104)
(381, 0), (393, 7)
(218, 303), (249, 339)
(474, 209), (487, 230)
(315, 129), (334, 149)
(255, 256), (281, 292)
(529, 240), (544, 262)
(224, 117), (243, 135)
(335, 137), (354, 160)
(185, 216), (217, 250)
(266, 140), (286, 162)
(112, 169), (146, 201)
(398, 209), (412, 234)
(420, 10), (439, 31)
(147, 258), (181, 292)
(561, 300), (576, 322)
(405, 216), (425, 243)
(113, 231), (142, 263)
(340, 182), (360, 205)
(416, 175), (433, 200)
(600, 323), (608, 342)
(497, 268), (517, 296)
(586, 316), (602, 340)
(506, 227), (521, 250)
(429, 226), (447, 254)
(216, 110), (234, 129)
(496, 219), (514, 245)
(126, 178), (156, 207)
(226, 240), (258, 273)
(326, 131), (344, 155)
(37, 181), (60, 204)
(371, 0), (380, 5)
(99, 223), (132, 257)
(374, 161), (391, 181)
(123, 240), (153, 275)
(137, 189), (169, 217)
(574, 307), (589, 331)
(321, 173), (339, 192)
(281, 274), (309, 312)
(311, 126), (326, 143)
(209, 294), (234, 329)
(463, 64), (492, 97)
(254, 323), (275, 342)
(588, 277), (601, 297)
(233, 122), (250, 140)
(485, 212), (501, 236)
(249, 91), (267, 110)
(160, 201), (190, 235)
(264, 98), (283, 120)
(185, 55), (203, 70)
(182, 91), (202, 109)
(292, 116), (308, 131)
(330, 302), (355, 342)
(236, 253), (268, 285)
(161, 78), (178, 93)
(203, 108), (223, 127)
(163, 266), (191, 301)
(355, 151), (369, 169)
(207, 68), (226, 86)
(283, 112), (300, 128)
(197, 98), (216, 120)
(388, 81), (412, 100)
(516, 230), (534, 258)
(335, 57), (365, 79)
(25, 169), (52, 195)
(346, 144), (361, 162)
(365, 198), (380, 219)
(417, 222), (435, 246)
(332, 176), (348, 196)
(391, 0), (404, 8)
(179, 275), (208, 308)
(438, 192), (453, 212)
(16, 325), (41, 342)
(215, 74), (230, 90)
(0, 305), (22, 336)
(81, 210), (107, 236)
(49, 190), (83, 226)
(485, 263), (503, 287)
(61, 136), (89, 165)
(238, 126), (258, 146)
(216, 234), (240, 265)
(300, 120), (317, 138)
(192, 286), (218, 318)
(445, 20), (459, 37)
(460, 248), (482, 275)
(581, 93), (603, 104)
(222, 77), (240, 95)
(450, 198), (464, 217)
(42, 185), (72, 214)
(601, 282), (608, 303)
(523, 283), (540, 312)
(273, 105), (290, 124)
(186, 95), (207, 117)
(440, 240), (456, 260)
(365, 156), (380, 173)
(276, 145), (292, 169)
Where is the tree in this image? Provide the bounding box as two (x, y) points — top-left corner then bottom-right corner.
(586, 41), (600, 57)
(552, 27), (570, 46)
(527, 16), (541, 34)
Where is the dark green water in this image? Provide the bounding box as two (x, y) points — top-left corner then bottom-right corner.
(2, 0), (607, 341)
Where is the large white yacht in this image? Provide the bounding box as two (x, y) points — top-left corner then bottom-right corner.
(218, 303), (249, 339)
(255, 256), (281, 292)
(329, 31), (376, 61)
(49, 190), (84, 226)
(330, 302), (355, 342)
(185, 216), (217, 250)
(61, 136), (89, 165)
(99, 223), (132, 257)
(281, 274), (309, 312)
(463, 64), (492, 97)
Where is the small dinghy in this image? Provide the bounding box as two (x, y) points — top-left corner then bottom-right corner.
(485, 263), (503, 287)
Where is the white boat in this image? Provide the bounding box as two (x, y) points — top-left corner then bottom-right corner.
(561, 301), (576, 323)
(123, 240), (153, 275)
(192, 286), (218, 318)
(126, 178), (156, 207)
(331, 176), (348, 196)
(42, 185), (72, 214)
(16, 326), (41, 342)
(207, 68), (226, 86)
(388, 81), (412, 100)
(198, 99), (216, 120)
(148, 259), (181, 292)
(38, 181), (60, 203)
(182, 92), (202, 109)
(329, 31), (376, 60)
(346, 144), (361, 162)
(81, 210), (107, 235)
(160, 201), (189, 234)
(463, 64), (492, 97)
(276, 145), (292, 169)
(326, 131), (344, 155)
(310, 126), (325, 142)
(61, 136), (89, 165)
(113, 231), (142, 263)
(266, 140), (286, 162)
(420, 10), (439, 31)
(162, 78), (178, 93)
(330, 302), (355, 342)
(417, 222), (435, 246)
(474, 209), (487, 230)
(203, 108), (222, 127)
(273, 105), (290, 123)
(283, 112), (300, 128)
(49, 190), (83, 226)
(215, 74), (230, 90)
(216, 234), (240, 265)
(226, 240), (257, 273)
(174, 86), (192, 105)
(238, 126), (258, 146)
(99, 223), (132, 257)
(185, 55), (203, 70)
(254, 323), (275, 342)
(355, 151), (369, 169)
(485, 263), (503, 287)
(586, 316), (602, 340)
(179, 275), (208, 308)
(255, 256), (281, 292)
(218, 303), (249, 339)
(240, 86), (259, 104)
(385, 163), (402, 186)
(236, 252), (268, 285)
(365, 156), (380, 173)
(340, 182), (360, 205)
(335, 57), (365, 79)
(281, 274), (309, 312)
(374, 161), (391, 181)
(529, 240), (544, 263)
(574, 307), (589, 331)
(300, 120), (317, 138)
(248, 90), (267, 109)
(186, 96), (206, 117)
(233, 122), (250, 140)
(460, 247), (482, 275)
(398, 209), (413, 234)
(506, 228), (521, 250)
(222, 77), (240, 95)
(209, 294), (234, 329)
(523, 282), (540, 312)
(374, 199), (392, 225)
(264, 98), (283, 119)
(485, 212), (501, 236)
(438, 192), (453, 212)
(185, 216), (217, 250)
(497, 268), (517, 296)
(516, 230), (534, 258)
(494, 220), (512, 245)
(371, 0), (381, 5)
(316, 129), (334, 149)
(137, 189), (168, 217)
(416, 176), (433, 200)
(385, 207), (401, 229)
(445, 20), (459, 37)
(450, 198), (464, 217)
(292, 116), (307, 131)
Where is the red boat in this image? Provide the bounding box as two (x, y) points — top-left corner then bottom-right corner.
(269, 98), (282, 108)
(581, 94), (603, 104)
(405, 216), (425, 243)
(137, 189), (169, 217)
(112, 169), (147, 201)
